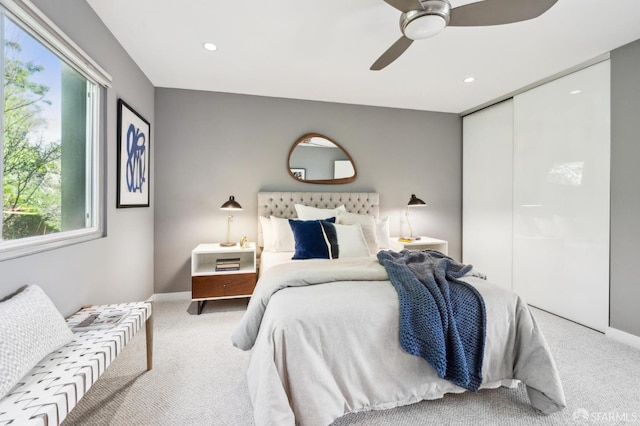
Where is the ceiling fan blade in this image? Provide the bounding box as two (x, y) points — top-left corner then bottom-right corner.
(370, 36), (414, 71)
(449, 0), (558, 27)
(383, 0), (424, 13)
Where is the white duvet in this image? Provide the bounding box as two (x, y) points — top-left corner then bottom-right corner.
(231, 257), (566, 426)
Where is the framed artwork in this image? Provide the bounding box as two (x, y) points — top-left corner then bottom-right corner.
(117, 99), (150, 208)
(290, 168), (306, 180)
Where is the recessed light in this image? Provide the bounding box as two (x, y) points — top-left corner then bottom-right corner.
(203, 42), (218, 52)
(570, 90), (581, 95)
(463, 76), (475, 83)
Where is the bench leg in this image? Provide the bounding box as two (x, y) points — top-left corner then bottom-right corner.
(146, 312), (154, 371)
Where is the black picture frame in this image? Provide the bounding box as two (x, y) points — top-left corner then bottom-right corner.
(290, 168), (306, 180)
(117, 99), (151, 208)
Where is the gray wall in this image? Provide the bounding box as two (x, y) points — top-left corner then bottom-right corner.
(0, 0), (155, 316)
(154, 89), (461, 294)
(610, 39), (640, 337)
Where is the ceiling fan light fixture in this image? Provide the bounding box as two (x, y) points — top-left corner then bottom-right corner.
(401, 0), (450, 40)
(404, 14), (446, 40)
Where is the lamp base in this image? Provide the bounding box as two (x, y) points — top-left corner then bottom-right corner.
(219, 241), (237, 247)
(398, 236), (421, 243)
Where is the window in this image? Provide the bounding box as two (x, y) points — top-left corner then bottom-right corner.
(0, 0), (111, 260)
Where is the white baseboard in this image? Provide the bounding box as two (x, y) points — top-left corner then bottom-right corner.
(606, 327), (640, 350)
(153, 291), (191, 301)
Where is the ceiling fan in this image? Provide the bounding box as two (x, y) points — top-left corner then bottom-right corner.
(371, 0), (558, 70)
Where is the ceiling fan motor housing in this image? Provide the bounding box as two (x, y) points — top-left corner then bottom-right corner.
(401, 0), (451, 40)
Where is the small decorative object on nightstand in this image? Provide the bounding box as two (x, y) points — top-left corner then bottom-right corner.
(220, 195), (242, 247)
(402, 193), (427, 241)
(191, 242), (256, 314)
(395, 236), (448, 255)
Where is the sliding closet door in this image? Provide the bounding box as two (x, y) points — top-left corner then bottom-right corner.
(512, 61), (610, 331)
(462, 100), (514, 289)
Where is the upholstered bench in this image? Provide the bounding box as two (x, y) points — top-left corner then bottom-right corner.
(0, 295), (153, 426)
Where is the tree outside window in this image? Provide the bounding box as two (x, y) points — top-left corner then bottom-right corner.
(1, 13), (94, 243)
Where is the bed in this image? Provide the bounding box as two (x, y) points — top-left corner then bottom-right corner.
(232, 192), (566, 426)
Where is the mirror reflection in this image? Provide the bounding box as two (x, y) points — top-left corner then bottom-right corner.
(288, 133), (357, 184)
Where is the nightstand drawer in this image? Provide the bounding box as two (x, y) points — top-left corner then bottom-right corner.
(192, 276), (225, 298)
(192, 273), (256, 299)
(224, 274), (256, 296)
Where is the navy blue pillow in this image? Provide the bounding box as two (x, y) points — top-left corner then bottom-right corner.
(289, 217), (336, 260)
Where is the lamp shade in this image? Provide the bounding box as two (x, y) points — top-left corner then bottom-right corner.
(220, 195), (242, 210)
(407, 194), (426, 206)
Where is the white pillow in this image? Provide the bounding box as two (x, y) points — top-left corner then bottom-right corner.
(337, 211), (379, 254)
(259, 216), (273, 251)
(295, 204), (346, 220)
(376, 216), (392, 249)
(333, 223), (371, 258)
(0, 285), (74, 398)
(270, 216), (295, 252)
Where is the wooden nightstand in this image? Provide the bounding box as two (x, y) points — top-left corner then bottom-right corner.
(191, 243), (257, 314)
(394, 237), (448, 255)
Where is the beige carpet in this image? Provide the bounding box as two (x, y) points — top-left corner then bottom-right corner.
(63, 298), (640, 425)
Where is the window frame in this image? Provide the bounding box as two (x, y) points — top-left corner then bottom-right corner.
(0, 0), (111, 261)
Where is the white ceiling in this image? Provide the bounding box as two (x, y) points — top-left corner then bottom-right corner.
(87, 0), (640, 114)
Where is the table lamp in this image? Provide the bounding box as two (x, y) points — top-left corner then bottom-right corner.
(220, 195), (242, 247)
(403, 193), (426, 241)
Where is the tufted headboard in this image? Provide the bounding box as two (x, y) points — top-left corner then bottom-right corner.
(257, 192), (379, 247)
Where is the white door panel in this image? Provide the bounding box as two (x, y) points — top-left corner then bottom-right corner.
(463, 100), (514, 290)
(512, 61), (610, 332)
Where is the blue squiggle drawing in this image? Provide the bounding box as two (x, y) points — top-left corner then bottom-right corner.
(126, 124), (146, 193)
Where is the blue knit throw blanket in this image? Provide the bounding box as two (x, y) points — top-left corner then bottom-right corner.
(377, 249), (486, 391)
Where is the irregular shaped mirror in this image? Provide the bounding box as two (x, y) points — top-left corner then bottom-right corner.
(288, 133), (357, 184)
